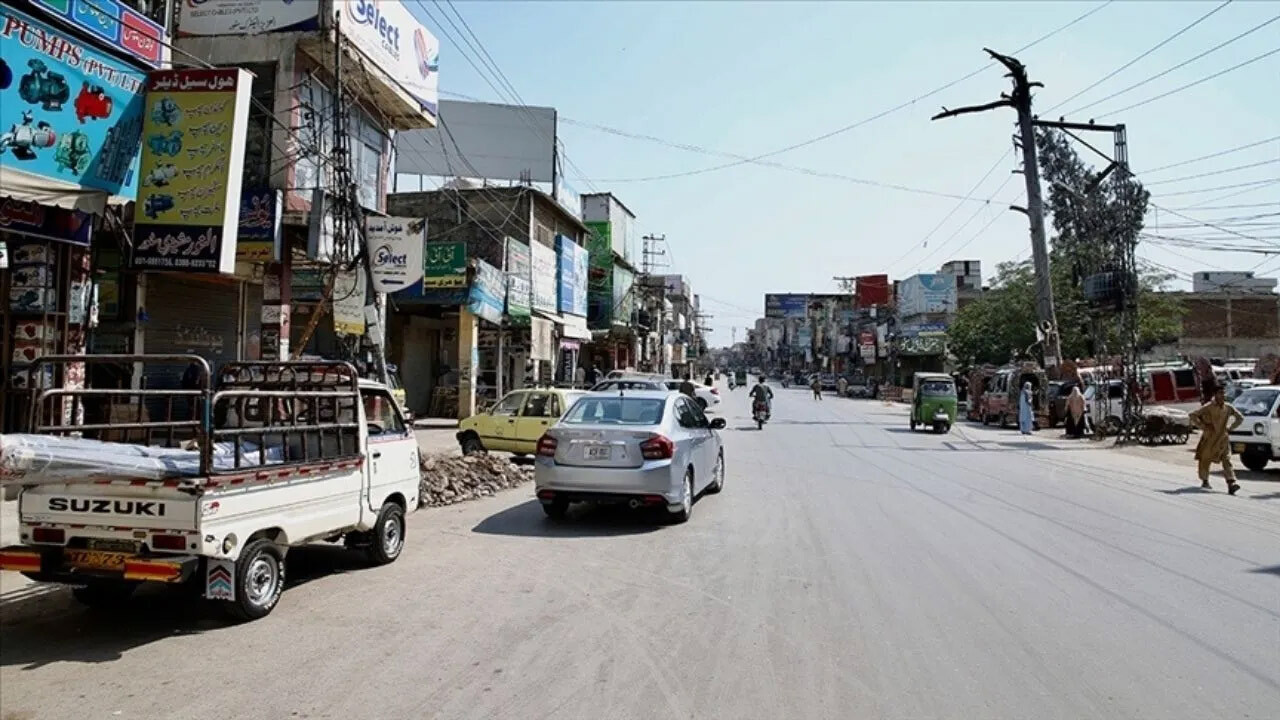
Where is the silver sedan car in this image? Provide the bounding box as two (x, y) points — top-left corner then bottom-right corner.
(534, 390), (727, 523)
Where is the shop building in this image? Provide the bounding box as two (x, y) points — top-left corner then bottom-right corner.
(0, 2), (168, 431)
(385, 187), (589, 419)
(582, 192), (640, 374)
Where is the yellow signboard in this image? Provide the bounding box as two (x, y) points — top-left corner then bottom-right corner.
(131, 68), (253, 274)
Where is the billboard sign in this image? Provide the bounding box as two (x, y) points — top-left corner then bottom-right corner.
(396, 101), (553, 181)
(467, 258), (505, 325)
(366, 216), (426, 292)
(342, 0), (439, 122)
(505, 238), (531, 322)
(556, 235), (587, 317)
(897, 274), (956, 317)
(131, 68), (253, 274)
(530, 240), (557, 313)
(423, 241), (466, 288)
(178, 0), (321, 36)
(0, 198), (93, 247)
(30, 0), (166, 68)
(0, 6), (147, 202)
(855, 274), (891, 307)
(235, 187), (282, 261)
(331, 266), (365, 335)
(765, 293), (808, 319)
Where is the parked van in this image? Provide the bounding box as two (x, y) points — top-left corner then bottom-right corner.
(979, 362), (1048, 429)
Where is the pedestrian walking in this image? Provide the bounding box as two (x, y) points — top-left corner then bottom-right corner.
(1188, 386), (1244, 494)
(1064, 385), (1086, 438)
(811, 375), (822, 401)
(837, 376), (848, 397)
(1018, 382), (1034, 434)
(574, 364), (586, 389)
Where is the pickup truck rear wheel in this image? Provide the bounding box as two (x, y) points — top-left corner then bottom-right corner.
(1240, 450), (1269, 472)
(72, 581), (137, 609)
(224, 539), (285, 622)
(366, 502), (405, 565)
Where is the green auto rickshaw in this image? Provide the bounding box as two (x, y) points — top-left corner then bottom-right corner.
(910, 372), (957, 433)
(734, 369), (748, 387)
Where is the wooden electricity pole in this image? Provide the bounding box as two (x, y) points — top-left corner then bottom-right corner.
(932, 48), (1062, 371)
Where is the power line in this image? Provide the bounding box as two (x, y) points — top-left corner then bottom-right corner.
(912, 173), (1020, 272)
(1095, 45), (1280, 118)
(1141, 135), (1279, 174)
(1065, 13), (1280, 116)
(1042, 0), (1233, 115)
(564, 1), (1113, 184)
(1142, 158), (1280, 185)
(1153, 178), (1280, 197)
(1178, 179), (1280, 209)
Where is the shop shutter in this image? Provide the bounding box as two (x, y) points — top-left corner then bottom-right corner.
(143, 274), (241, 389)
(244, 281), (263, 360)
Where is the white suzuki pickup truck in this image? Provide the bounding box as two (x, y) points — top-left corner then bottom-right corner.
(1228, 383), (1280, 472)
(0, 355), (420, 621)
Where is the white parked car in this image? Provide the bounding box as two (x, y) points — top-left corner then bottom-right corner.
(534, 391), (727, 523)
(661, 379), (721, 411)
(1229, 384), (1280, 471)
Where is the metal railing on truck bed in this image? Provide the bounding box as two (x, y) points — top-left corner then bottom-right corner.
(27, 355), (363, 477)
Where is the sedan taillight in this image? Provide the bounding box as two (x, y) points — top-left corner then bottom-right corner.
(710, 388), (719, 395)
(537, 434), (558, 457)
(639, 434), (675, 460)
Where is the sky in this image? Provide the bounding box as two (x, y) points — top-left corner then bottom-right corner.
(401, 0), (1279, 346)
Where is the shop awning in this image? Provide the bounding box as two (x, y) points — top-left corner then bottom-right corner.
(1, 167), (117, 215)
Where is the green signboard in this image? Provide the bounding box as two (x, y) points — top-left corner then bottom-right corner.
(424, 241), (467, 288)
(586, 221), (613, 329)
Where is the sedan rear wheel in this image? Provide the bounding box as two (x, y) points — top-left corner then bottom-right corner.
(668, 470), (694, 524)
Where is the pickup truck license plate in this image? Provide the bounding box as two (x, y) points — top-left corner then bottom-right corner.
(584, 445), (612, 461)
(1232, 443), (1245, 453)
(64, 550), (128, 572)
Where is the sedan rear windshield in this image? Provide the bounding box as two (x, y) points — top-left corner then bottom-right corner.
(1233, 389), (1279, 416)
(563, 397), (666, 425)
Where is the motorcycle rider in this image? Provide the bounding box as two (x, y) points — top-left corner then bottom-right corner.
(749, 375), (773, 418)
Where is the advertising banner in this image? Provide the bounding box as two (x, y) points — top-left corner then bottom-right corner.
(331, 267), (365, 335)
(235, 187), (281, 261)
(613, 265), (634, 326)
(467, 258), (505, 325)
(366, 216), (426, 292)
(0, 198), (93, 246)
(423, 241), (466, 288)
(765, 293), (808, 319)
(585, 221), (612, 327)
(897, 274), (956, 317)
(131, 68), (253, 273)
(530, 240), (557, 313)
(556, 235), (587, 317)
(31, 0), (166, 68)
(505, 237), (531, 322)
(178, 0), (321, 36)
(341, 0), (440, 122)
(855, 274), (891, 307)
(0, 6), (147, 201)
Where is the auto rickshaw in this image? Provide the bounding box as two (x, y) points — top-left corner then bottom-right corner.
(910, 372), (957, 433)
(734, 369), (748, 387)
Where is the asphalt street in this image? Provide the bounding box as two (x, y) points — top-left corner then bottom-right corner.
(2, 385), (1278, 720)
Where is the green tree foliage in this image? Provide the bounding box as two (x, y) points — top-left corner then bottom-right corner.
(948, 130), (1183, 366)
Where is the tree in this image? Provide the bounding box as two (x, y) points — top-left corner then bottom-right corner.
(948, 130), (1183, 366)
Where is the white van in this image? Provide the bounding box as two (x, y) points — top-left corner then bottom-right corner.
(1228, 384), (1280, 472)
(0, 356), (420, 621)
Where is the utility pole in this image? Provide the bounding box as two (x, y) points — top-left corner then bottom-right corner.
(641, 234), (668, 373)
(933, 48), (1062, 372)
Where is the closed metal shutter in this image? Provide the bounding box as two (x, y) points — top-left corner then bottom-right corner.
(143, 274), (241, 388)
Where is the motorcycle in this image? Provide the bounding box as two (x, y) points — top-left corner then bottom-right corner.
(753, 400), (770, 430)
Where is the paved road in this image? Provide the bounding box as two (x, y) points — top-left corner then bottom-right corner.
(2, 386), (1278, 719)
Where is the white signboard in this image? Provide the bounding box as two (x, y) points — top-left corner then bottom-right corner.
(332, 268), (366, 336)
(178, 0), (320, 36)
(897, 273), (957, 317)
(366, 216), (426, 292)
(530, 241), (558, 313)
(341, 0), (440, 123)
(530, 316), (554, 362)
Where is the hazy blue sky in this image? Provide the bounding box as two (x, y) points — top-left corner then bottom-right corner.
(404, 0), (1278, 344)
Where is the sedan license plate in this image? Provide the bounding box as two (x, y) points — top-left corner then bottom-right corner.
(64, 549), (128, 572)
(1232, 443), (1245, 453)
(584, 445), (612, 461)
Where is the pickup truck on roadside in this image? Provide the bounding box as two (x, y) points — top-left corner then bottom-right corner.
(0, 355), (420, 621)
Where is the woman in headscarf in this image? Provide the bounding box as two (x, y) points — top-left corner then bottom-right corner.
(1065, 385), (1086, 438)
(1018, 381), (1035, 435)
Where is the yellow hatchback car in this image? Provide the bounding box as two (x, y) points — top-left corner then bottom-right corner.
(456, 388), (587, 456)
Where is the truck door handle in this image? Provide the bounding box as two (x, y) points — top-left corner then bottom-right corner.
(372, 451), (382, 459)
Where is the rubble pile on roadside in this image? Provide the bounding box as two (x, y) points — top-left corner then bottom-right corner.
(418, 453), (533, 507)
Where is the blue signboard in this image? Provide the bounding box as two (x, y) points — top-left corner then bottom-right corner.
(765, 293), (809, 319)
(31, 0), (166, 68)
(0, 6), (147, 200)
(467, 258), (506, 325)
(556, 234), (587, 317)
